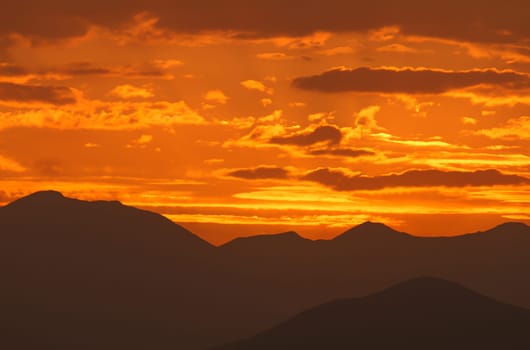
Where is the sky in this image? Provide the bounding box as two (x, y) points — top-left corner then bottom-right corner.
(1, 1), (529, 244)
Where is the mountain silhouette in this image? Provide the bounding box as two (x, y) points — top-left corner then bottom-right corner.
(333, 221), (410, 240)
(2, 191), (530, 349)
(220, 231), (315, 256)
(217, 277), (530, 349)
(3, 190), (211, 251)
(0, 191), (216, 350)
(222, 231), (309, 248)
(476, 221), (530, 238)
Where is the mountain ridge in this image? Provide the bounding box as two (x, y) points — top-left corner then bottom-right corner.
(217, 276), (530, 350)
(2, 191), (530, 349)
(2, 191), (529, 244)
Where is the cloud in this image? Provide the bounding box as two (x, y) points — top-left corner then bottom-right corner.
(370, 132), (468, 149)
(2, 2), (530, 46)
(0, 61), (174, 83)
(304, 168), (530, 191)
(290, 102), (306, 108)
(258, 110), (282, 123)
(309, 148), (375, 158)
(462, 117), (477, 125)
(318, 46), (354, 56)
(355, 105), (382, 130)
(0, 82), (76, 105)
(223, 118), (292, 148)
(135, 134), (153, 145)
(204, 158), (224, 165)
(293, 67), (530, 94)
(219, 116), (256, 129)
(59, 62), (113, 76)
(5, 62), (173, 80)
(0, 154), (26, 172)
(475, 116), (530, 139)
(256, 52), (296, 60)
(448, 90), (530, 106)
(261, 98), (273, 107)
(59, 61), (174, 79)
(0, 99), (206, 130)
(151, 59), (183, 69)
(110, 84), (154, 99)
(84, 143), (101, 148)
(0, 62), (27, 76)
(241, 80), (273, 94)
(227, 166), (289, 180)
(482, 110), (497, 116)
(270, 125), (342, 146)
(126, 134), (153, 148)
(376, 43), (423, 54)
(204, 89), (229, 104)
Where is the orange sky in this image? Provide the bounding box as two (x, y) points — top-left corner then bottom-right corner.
(1, 1), (529, 244)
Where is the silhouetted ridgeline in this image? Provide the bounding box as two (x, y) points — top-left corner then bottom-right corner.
(1, 191), (530, 349)
(216, 277), (530, 350)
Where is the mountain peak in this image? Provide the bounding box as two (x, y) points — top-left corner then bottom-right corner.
(275, 231), (303, 239)
(490, 222), (529, 231)
(334, 221), (408, 241)
(1, 190), (213, 251)
(380, 276), (468, 296)
(221, 230), (309, 250)
(217, 275), (530, 350)
(6, 191), (128, 209)
(357, 221), (392, 229)
(474, 222), (530, 237)
(25, 190), (64, 199)
(7, 190), (68, 207)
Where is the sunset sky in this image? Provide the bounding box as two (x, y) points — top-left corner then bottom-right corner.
(1, 1), (529, 244)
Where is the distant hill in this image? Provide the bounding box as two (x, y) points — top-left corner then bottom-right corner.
(0, 191), (216, 350)
(217, 277), (530, 350)
(1, 190), (211, 253)
(333, 220), (412, 240)
(1, 191), (530, 349)
(220, 231), (315, 256)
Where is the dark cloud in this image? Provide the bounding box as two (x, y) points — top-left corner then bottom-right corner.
(0, 63), (27, 76)
(57, 62), (166, 78)
(59, 62), (113, 76)
(0, 61), (168, 80)
(270, 125), (342, 146)
(304, 168), (530, 191)
(268, 126), (375, 158)
(227, 166), (289, 180)
(3, 61), (116, 78)
(309, 148), (375, 158)
(126, 70), (166, 78)
(0, 82), (76, 105)
(293, 67), (530, 94)
(1, 1), (530, 46)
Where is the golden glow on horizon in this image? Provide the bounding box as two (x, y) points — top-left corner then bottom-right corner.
(1, 4), (529, 244)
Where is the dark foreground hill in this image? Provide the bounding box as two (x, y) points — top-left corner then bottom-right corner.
(1, 191), (530, 349)
(217, 277), (530, 350)
(0, 191), (217, 349)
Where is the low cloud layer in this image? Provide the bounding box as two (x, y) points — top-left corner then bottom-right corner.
(2, 1), (530, 47)
(0, 82), (76, 105)
(304, 168), (530, 191)
(293, 67), (530, 94)
(309, 148), (375, 158)
(270, 125), (342, 146)
(0, 63), (27, 76)
(227, 166), (289, 180)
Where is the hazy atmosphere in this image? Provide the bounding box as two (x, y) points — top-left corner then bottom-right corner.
(1, 1), (529, 243)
